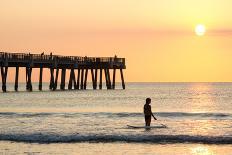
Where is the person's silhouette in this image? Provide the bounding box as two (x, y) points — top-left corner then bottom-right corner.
(144, 98), (157, 126)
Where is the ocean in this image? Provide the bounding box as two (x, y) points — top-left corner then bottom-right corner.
(0, 82), (231, 154)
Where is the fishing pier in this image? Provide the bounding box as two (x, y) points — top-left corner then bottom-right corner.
(0, 52), (126, 92)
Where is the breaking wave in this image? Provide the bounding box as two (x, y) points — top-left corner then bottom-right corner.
(0, 133), (231, 144)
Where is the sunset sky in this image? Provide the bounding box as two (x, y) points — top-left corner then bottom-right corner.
(1, 0), (232, 82)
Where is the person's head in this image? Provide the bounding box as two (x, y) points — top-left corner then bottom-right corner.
(146, 98), (151, 104)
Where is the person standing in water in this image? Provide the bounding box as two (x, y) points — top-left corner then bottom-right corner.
(144, 98), (157, 126)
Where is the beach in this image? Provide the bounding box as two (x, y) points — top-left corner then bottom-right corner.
(0, 82), (231, 154)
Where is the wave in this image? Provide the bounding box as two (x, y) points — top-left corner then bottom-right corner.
(112, 112), (231, 118)
(157, 112), (231, 118)
(0, 112), (231, 119)
(0, 133), (231, 144)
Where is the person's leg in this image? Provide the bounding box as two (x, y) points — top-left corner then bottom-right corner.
(146, 121), (150, 126)
(148, 122), (151, 126)
(145, 115), (149, 126)
(145, 116), (146, 126)
(147, 116), (151, 126)
(145, 116), (148, 126)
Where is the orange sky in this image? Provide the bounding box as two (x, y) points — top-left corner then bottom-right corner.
(0, 0), (232, 82)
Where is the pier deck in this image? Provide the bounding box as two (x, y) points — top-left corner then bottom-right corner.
(0, 52), (126, 92)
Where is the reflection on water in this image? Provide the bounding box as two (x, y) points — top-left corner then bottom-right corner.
(188, 83), (215, 113)
(0, 142), (231, 155)
(191, 146), (214, 155)
(0, 82), (231, 113)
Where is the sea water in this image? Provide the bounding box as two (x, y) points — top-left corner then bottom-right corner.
(0, 83), (231, 154)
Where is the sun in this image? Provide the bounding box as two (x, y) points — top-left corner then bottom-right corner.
(195, 24), (206, 36)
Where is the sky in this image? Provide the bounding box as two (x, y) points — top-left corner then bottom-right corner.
(0, 0), (232, 82)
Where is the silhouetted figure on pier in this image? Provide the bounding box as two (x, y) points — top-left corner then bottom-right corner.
(114, 55), (118, 62)
(49, 52), (52, 60)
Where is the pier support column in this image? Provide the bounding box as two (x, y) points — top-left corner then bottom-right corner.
(91, 69), (95, 89)
(49, 68), (54, 90)
(68, 69), (73, 90)
(84, 69), (88, 89)
(99, 69), (102, 89)
(1, 67), (8, 92)
(112, 68), (116, 89)
(73, 69), (77, 89)
(53, 68), (59, 90)
(104, 69), (111, 89)
(60, 68), (66, 90)
(68, 69), (76, 90)
(107, 69), (112, 89)
(39, 67), (43, 91)
(80, 68), (84, 89)
(120, 69), (125, 89)
(15, 67), (19, 91)
(26, 68), (28, 90)
(29, 68), (33, 91)
(94, 69), (98, 89)
(104, 69), (109, 89)
(76, 68), (80, 90)
(26, 67), (32, 91)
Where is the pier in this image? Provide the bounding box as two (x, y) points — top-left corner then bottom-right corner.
(0, 52), (126, 92)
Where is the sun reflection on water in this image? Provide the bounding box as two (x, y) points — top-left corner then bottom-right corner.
(191, 146), (214, 155)
(187, 83), (215, 113)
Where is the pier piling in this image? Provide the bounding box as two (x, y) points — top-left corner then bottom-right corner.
(91, 69), (95, 89)
(1, 66), (8, 92)
(53, 69), (59, 90)
(112, 68), (116, 89)
(84, 69), (88, 89)
(80, 68), (84, 90)
(120, 69), (125, 89)
(68, 69), (73, 90)
(77, 69), (80, 90)
(60, 68), (66, 90)
(49, 68), (54, 90)
(104, 69), (109, 89)
(94, 69), (98, 89)
(39, 67), (43, 91)
(26, 67), (32, 91)
(99, 69), (102, 90)
(107, 69), (112, 89)
(15, 67), (19, 91)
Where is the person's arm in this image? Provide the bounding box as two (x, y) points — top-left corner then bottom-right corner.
(150, 108), (157, 120)
(151, 113), (157, 120)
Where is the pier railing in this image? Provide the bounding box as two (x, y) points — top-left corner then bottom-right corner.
(0, 52), (125, 68)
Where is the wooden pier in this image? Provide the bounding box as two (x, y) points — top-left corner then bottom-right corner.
(0, 52), (126, 92)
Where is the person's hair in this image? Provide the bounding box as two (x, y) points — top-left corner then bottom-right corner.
(146, 98), (151, 104)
